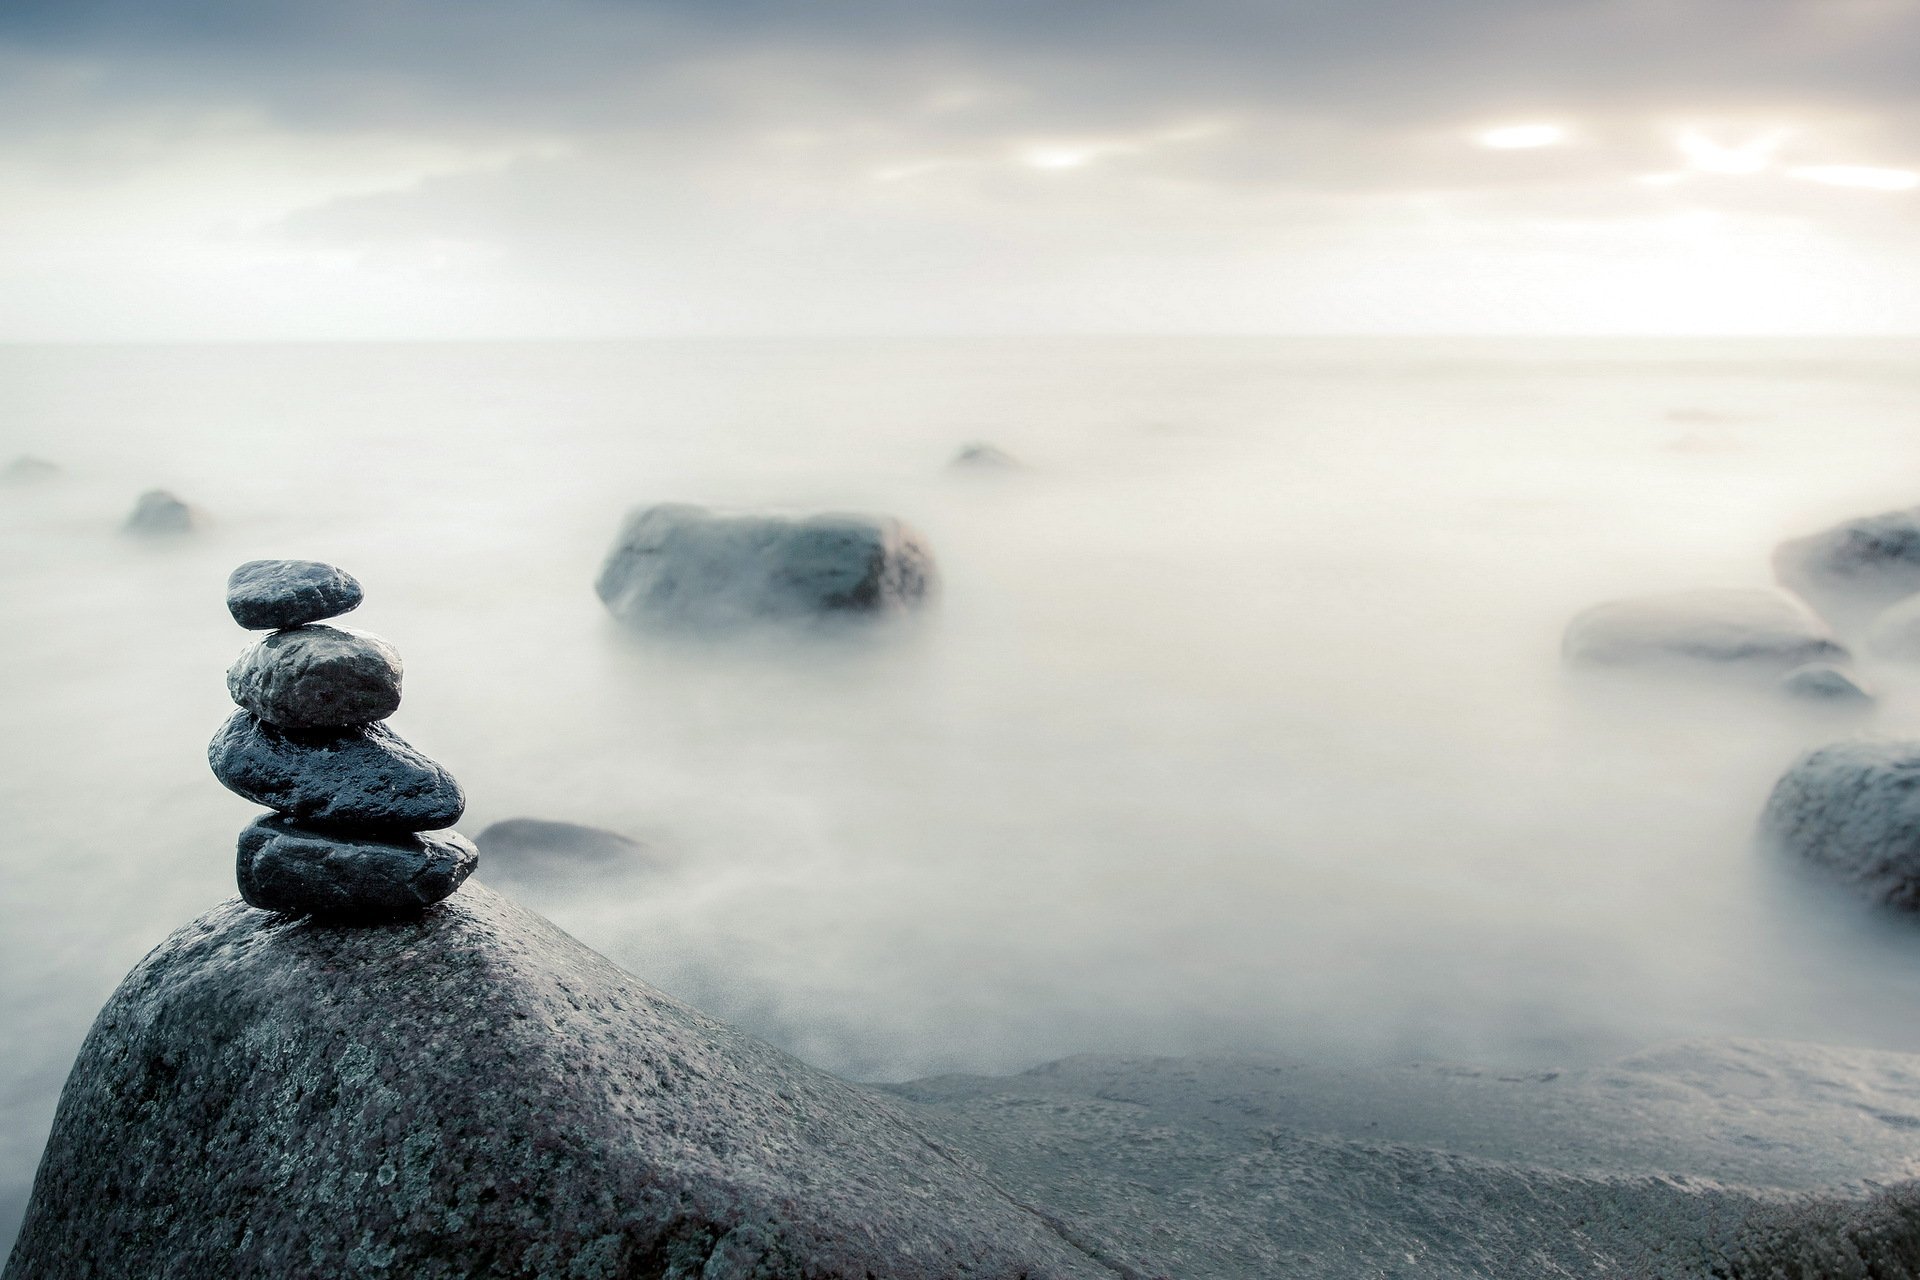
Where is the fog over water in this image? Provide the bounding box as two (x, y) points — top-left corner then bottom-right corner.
(7, 335), (1920, 1236)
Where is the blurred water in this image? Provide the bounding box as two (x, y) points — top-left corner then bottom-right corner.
(6, 335), (1920, 1238)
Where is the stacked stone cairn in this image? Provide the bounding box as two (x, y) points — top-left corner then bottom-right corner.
(208, 559), (478, 921)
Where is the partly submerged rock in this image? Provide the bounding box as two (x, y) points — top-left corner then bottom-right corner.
(475, 817), (659, 891)
(1562, 588), (1845, 675)
(237, 814), (477, 919)
(208, 711), (464, 830)
(225, 559), (364, 631)
(0, 456), (59, 485)
(595, 502), (936, 630)
(1775, 506), (1920, 630)
(948, 442), (1023, 472)
(2, 883), (1109, 1280)
(1779, 663), (1874, 705)
(121, 489), (196, 536)
(226, 625), (402, 730)
(1760, 739), (1920, 908)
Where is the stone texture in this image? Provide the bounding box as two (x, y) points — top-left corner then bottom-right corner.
(226, 559), (364, 630)
(595, 503), (936, 629)
(1761, 739), (1920, 908)
(208, 710), (465, 830)
(226, 625), (403, 729)
(121, 489), (195, 536)
(1562, 588), (1845, 674)
(1, 884), (1110, 1280)
(474, 818), (660, 893)
(236, 815), (477, 919)
(1780, 663), (1874, 705)
(1775, 506), (1920, 630)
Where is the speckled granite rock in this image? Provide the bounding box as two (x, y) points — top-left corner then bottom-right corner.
(237, 815), (477, 919)
(227, 625), (402, 729)
(208, 711), (465, 830)
(1760, 738), (1920, 908)
(0, 884), (1110, 1280)
(595, 503), (936, 629)
(226, 560), (364, 630)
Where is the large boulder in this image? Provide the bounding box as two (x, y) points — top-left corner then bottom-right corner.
(2, 883), (1106, 1280)
(1562, 589), (1846, 675)
(1775, 507), (1920, 630)
(594, 503), (935, 630)
(1760, 739), (1920, 908)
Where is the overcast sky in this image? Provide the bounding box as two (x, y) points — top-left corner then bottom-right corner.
(5, 0), (1920, 339)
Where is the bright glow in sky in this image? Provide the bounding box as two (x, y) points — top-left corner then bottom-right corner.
(4, 1), (1920, 339)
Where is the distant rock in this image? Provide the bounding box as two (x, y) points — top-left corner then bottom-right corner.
(475, 818), (659, 891)
(595, 503), (936, 630)
(208, 711), (465, 830)
(0, 456), (60, 485)
(1866, 595), (1920, 663)
(948, 442), (1023, 471)
(2, 884), (1109, 1280)
(1761, 739), (1920, 908)
(1775, 506), (1920, 630)
(121, 489), (196, 536)
(226, 559), (364, 630)
(226, 625), (402, 729)
(1779, 663), (1874, 705)
(237, 814), (477, 919)
(1563, 589), (1845, 675)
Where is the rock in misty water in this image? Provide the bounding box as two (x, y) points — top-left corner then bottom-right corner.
(225, 559), (364, 630)
(1779, 663), (1874, 705)
(1775, 506), (1920, 630)
(0, 456), (59, 485)
(475, 817), (659, 892)
(208, 711), (465, 830)
(2, 883), (1109, 1280)
(948, 441), (1023, 471)
(237, 815), (477, 919)
(595, 502), (936, 629)
(121, 489), (196, 536)
(1562, 588), (1846, 675)
(226, 624), (402, 729)
(1761, 739), (1920, 908)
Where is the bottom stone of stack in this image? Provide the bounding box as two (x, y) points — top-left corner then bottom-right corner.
(236, 814), (478, 920)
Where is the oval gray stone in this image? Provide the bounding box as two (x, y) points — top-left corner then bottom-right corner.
(225, 559), (364, 630)
(236, 814), (477, 919)
(1775, 505), (1920, 631)
(1761, 739), (1920, 908)
(207, 710), (465, 829)
(1779, 663), (1874, 705)
(226, 625), (402, 729)
(1562, 589), (1845, 674)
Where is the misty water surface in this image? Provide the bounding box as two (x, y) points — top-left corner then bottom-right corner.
(6, 336), (1920, 1239)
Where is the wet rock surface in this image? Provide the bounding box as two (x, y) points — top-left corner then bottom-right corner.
(226, 625), (403, 729)
(2, 885), (1110, 1280)
(1761, 738), (1920, 909)
(1562, 588), (1846, 674)
(208, 711), (465, 830)
(237, 815), (477, 919)
(225, 559), (364, 630)
(121, 489), (195, 536)
(1775, 505), (1920, 630)
(595, 502), (936, 629)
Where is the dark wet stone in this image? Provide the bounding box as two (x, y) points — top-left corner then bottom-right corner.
(1776, 506), (1920, 631)
(1779, 663), (1874, 705)
(594, 502), (936, 629)
(226, 625), (402, 729)
(235, 814), (476, 919)
(1562, 589), (1845, 675)
(121, 489), (195, 536)
(1761, 739), (1920, 908)
(2, 883), (1109, 1280)
(207, 710), (464, 829)
(225, 559), (364, 630)
(0, 456), (59, 485)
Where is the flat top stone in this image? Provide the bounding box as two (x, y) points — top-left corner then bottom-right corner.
(208, 710), (464, 831)
(237, 815), (477, 921)
(226, 625), (402, 730)
(226, 560), (363, 630)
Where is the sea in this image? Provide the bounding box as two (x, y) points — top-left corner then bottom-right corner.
(5, 335), (1920, 1245)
